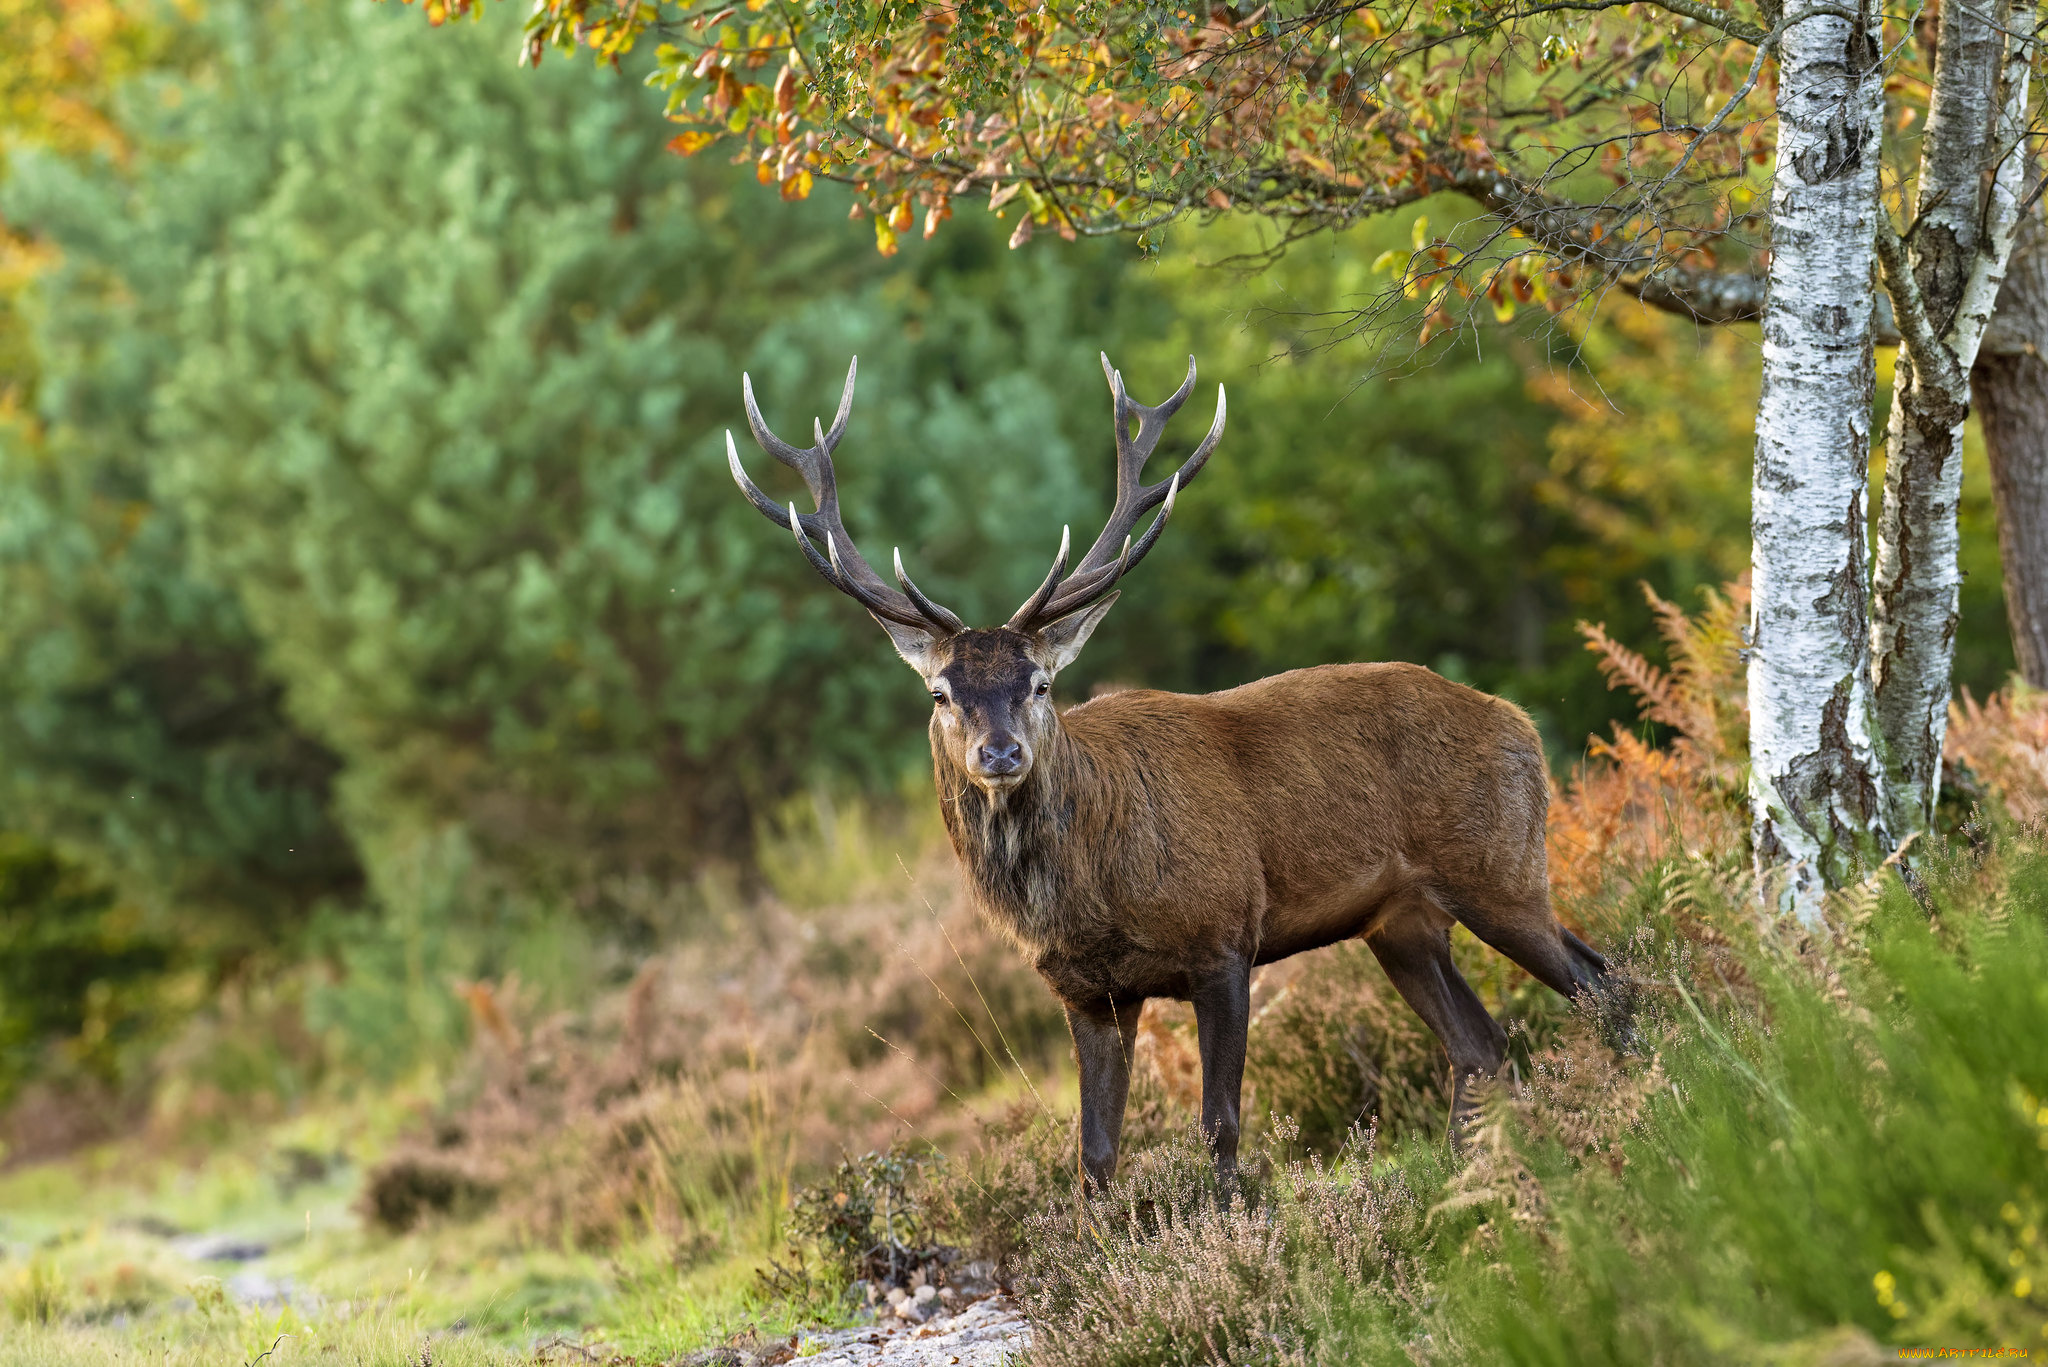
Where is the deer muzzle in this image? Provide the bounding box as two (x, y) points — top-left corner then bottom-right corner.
(973, 736), (1028, 784)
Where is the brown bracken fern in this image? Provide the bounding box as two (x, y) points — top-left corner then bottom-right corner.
(1548, 579), (1750, 912)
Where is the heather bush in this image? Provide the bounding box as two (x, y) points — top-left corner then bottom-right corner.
(1237, 943), (1457, 1154)
(1017, 1121), (1436, 1367)
(922, 1073), (1194, 1283)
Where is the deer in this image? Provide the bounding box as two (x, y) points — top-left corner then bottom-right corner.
(726, 354), (1617, 1193)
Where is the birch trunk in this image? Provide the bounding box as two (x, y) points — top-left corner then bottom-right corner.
(1975, 208), (2048, 689)
(1871, 0), (2036, 838)
(1748, 2), (1888, 921)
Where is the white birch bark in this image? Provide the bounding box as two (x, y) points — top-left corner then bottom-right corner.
(1871, 0), (2036, 839)
(1748, 2), (1888, 922)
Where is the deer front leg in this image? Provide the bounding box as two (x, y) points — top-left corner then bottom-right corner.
(1189, 950), (1253, 1181)
(1066, 1000), (1142, 1195)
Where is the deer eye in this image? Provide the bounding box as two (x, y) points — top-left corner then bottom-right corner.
(1034, 680), (1050, 697)
(931, 690), (947, 706)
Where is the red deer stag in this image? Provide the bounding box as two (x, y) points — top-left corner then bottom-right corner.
(727, 355), (1615, 1191)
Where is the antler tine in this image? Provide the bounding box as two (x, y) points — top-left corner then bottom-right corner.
(730, 360), (963, 637)
(729, 430), (791, 526)
(824, 356), (857, 450)
(1013, 359), (1223, 634)
(826, 533), (935, 631)
(742, 373), (830, 501)
(1066, 358), (1220, 580)
(1036, 533), (1133, 623)
(1038, 472), (1182, 621)
(1099, 353), (1197, 483)
(784, 501), (856, 597)
(1005, 525), (1072, 630)
(895, 548), (966, 634)
(1171, 382), (1227, 493)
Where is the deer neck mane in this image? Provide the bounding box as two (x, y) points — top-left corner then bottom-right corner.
(934, 722), (1096, 950)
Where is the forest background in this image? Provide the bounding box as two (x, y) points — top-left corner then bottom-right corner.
(0, 0), (2033, 1359)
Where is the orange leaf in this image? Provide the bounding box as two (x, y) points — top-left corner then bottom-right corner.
(782, 169), (814, 201)
(888, 200), (914, 232)
(667, 131), (717, 156)
(774, 65), (797, 114)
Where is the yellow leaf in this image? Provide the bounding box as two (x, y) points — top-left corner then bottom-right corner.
(1371, 249), (1401, 275)
(781, 169), (813, 201)
(1410, 214), (1429, 250)
(875, 217), (899, 256)
(1492, 295), (1515, 324)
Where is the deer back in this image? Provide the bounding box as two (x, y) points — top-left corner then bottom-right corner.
(937, 660), (1550, 1001)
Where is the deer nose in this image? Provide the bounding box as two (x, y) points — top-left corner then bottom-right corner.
(978, 740), (1023, 775)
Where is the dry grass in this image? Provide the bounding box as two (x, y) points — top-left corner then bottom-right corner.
(361, 835), (1067, 1256)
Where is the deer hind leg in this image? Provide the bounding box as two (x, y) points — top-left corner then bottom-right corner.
(1364, 902), (1508, 1135)
(1441, 888), (1635, 1047)
(1065, 999), (1143, 1195)
(1450, 893), (1606, 999)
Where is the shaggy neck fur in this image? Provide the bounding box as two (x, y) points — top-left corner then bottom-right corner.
(935, 720), (1103, 952)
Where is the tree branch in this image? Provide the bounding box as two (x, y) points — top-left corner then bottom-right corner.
(1643, 0), (1775, 43)
(1877, 218), (1966, 391)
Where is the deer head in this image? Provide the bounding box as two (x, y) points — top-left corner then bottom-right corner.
(727, 355), (1225, 794)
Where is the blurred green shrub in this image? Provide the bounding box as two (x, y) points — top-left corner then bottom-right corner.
(0, 836), (175, 1107)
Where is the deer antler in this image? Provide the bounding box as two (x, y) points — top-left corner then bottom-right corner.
(1008, 354), (1226, 632)
(727, 358), (964, 636)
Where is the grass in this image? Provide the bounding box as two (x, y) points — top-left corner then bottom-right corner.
(0, 1082), (845, 1363)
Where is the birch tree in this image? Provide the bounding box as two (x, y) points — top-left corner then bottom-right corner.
(1744, 2), (1889, 910)
(1870, 0), (2036, 842)
(438, 0), (2047, 909)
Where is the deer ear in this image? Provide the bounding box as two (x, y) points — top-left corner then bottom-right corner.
(1031, 591), (1119, 675)
(875, 614), (947, 677)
